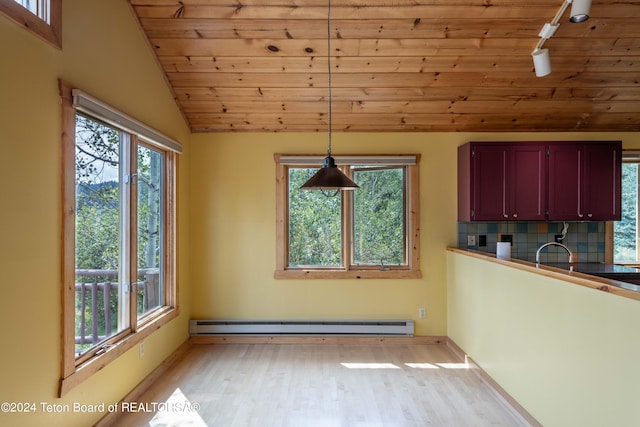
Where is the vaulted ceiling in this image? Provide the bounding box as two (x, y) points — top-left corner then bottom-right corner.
(129, 1), (640, 132)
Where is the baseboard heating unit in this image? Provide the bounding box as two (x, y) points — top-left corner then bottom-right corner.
(189, 319), (414, 336)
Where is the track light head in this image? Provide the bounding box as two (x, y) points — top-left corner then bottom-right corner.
(569, 0), (591, 23)
(532, 48), (551, 77)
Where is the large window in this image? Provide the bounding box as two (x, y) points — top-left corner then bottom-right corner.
(0, 0), (61, 48)
(60, 82), (180, 395)
(275, 155), (420, 279)
(614, 153), (640, 263)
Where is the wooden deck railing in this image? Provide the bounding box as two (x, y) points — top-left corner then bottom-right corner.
(75, 268), (160, 345)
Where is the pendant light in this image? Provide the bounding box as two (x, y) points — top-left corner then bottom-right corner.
(300, 0), (359, 193)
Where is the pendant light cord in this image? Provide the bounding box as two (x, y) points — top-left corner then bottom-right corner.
(326, 0), (332, 157)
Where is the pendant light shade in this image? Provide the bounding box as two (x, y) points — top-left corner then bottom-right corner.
(300, 155), (359, 190)
(299, 0), (358, 193)
(569, 0), (591, 23)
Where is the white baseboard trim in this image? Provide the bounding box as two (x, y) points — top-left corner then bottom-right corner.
(191, 335), (447, 345)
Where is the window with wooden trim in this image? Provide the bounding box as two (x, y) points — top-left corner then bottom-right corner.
(59, 82), (180, 396)
(274, 155), (421, 279)
(613, 151), (640, 263)
(0, 0), (61, 48)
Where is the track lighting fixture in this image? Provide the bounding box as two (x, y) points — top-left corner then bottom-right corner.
(531, 0), (592, 77)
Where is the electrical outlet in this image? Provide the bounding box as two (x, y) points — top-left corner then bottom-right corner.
(467, 235), (476, 246)
(139, 342), (144, 357)
(419, 307), (426, 318)
(500, 234), (513, 244)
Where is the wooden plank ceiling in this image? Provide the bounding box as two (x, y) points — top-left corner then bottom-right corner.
(129, 0), (640, 132)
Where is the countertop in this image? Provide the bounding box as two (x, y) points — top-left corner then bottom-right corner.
(447, 247), (640, 302)
(541, 262), (640, 275)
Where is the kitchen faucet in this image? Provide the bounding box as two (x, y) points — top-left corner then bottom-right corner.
(536, 241), (573, 264)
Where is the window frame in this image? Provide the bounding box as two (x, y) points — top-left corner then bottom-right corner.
(0, 0), (61, 48)
(274, 154), (421, 279)
(607, 150), (640, 266)
(59, 81), (180, 396)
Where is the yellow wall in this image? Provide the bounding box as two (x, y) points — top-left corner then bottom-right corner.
(189, 132), (458, 335)
(0, 1), (190, 426)
(447, 251), (640, 427)
(188, 132), (640, 337)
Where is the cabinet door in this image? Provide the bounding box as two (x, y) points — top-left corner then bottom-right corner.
(508, 144), (547, 220)
(583, 143), (621, 220)
(548, 143), (582, 221)
(472, 144), (506, 220)
(548, 142), (621, 221)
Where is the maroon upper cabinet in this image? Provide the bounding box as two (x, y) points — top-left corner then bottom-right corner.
(548, 141), (622, 221)
(458, 142), (546, 221)
(508, 144), (547, 221)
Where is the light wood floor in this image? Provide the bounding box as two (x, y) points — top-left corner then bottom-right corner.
(112, 341), (531, 427)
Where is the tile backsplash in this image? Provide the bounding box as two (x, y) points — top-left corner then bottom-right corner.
(458, 221), (605, 263)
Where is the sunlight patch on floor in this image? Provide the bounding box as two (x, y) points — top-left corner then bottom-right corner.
(340, 362), (401, 369)
(148, 388), (207, 427)
(404, 362), (439, 369)
(434, 362), (468, 369)
(340, 361), (469, 370)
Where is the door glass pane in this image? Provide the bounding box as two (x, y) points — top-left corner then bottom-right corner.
(74, 114), (125, 357)
(614, 163), (638, 261)
(353, 167), (405, 266)
(137, 145), (164, 318)
(288, 168), (341, 267)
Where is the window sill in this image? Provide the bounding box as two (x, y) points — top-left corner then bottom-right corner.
(58, 307), (179, 397)
(614, 261), (640, 267)
(274, 269), (422, 279)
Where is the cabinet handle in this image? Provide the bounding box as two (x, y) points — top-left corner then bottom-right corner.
(588, 213), (593, 218)
(512, 213), (518, 218)
(578, 213), (584, 218)
(503, 214), (508, 218)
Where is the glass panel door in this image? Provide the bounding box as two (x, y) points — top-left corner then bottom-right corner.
(74, 114), (128, 356)
(136, 144), (164, 318)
